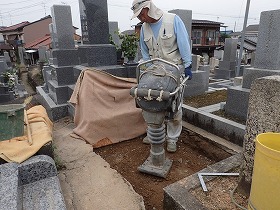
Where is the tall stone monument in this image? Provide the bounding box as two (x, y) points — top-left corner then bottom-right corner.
(37, 5), (79, 120)
(109, 21), (120, 47)
(74, 0), (137, 80)
(225, 10), (280, 121)
(168, 9), (210, 97)
(214, 38), (238, 79)
(238, 76), (280, 195)
(169, 9), (192, 44)
(78, 0), (117, 67)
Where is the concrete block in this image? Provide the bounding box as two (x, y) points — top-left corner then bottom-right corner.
(163, 154), (242, 210)
(254, 10), (280, 69)
(183, 104), (245, 146)
(234, 76), (243, 86)
(219, 60), (236, 71)
(52, 49), (79, 67)
(242, 67), (280, 89)
(78, 44), (117, 67)
(36, 86), (69, 121)
(214, 69), (236, 79)
(52, 66), (75, 86)
(225, 86), (250, 121)
(184, 70), (209, 97)
(48, 80), (70, 105)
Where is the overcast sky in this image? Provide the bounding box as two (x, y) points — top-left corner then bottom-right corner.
(1, 0), (280, 35)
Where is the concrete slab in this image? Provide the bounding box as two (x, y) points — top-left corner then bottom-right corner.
(182, 104), (245, 146)
(52, 119), (145, 210)
(163, 154), (242, 210)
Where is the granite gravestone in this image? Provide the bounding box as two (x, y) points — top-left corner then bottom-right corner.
(18, 47), (25, 65)
(192, 54), (202, 71)
(169, 9), (192, 43)
(0, 59), (8, 74)
(36, 5), (79, 121)
(49, 23), (57, 50)
(167, 9), (209, 97)
(51, 5), (79, 67)
(238, 76), (280, 195)
(38, 46), (47, 62)
(214, 38), (238, 79)
(78, 0), (117, 67)
(0, 155), (66, 210)
(225, 10), (280, 121)
(0, 57), (15, 103)
(109, 21), (120, 47)
(3, 52), (11, 67)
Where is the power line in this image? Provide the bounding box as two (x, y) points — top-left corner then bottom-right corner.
(0, 0), (38, 6)
(192, 12), (256, 20)
(1, 2), (43, 15)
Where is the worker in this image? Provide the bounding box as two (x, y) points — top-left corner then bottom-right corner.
(131, 0), (192, 152)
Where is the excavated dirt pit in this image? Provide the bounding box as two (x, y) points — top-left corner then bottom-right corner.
(94, 128), (235, 210)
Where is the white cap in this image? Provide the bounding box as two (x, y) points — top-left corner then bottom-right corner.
(131, 0), (163, 20)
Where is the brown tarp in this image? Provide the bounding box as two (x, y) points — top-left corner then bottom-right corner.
(69, 69), (146, 148)
(0, 105), (53, 163)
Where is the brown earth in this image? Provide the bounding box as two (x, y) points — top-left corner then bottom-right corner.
(94, 128), (249, 210)
(184, 90), (246, 125)
(184, 89), (227, 108)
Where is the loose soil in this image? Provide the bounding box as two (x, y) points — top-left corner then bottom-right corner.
(191, 174), (249, 210)
(95, 128), (235, 210)
(184, 90), (227, 108)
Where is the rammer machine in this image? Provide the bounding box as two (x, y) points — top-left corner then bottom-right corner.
(130, 58), (188, 178)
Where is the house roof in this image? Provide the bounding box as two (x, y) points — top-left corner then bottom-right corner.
(192, 19), (223, 25)
(245, 35), (258, 45)
(245, 24), (259, 32)
(23, 15), (51, 27)
(239, 41), (256, 51)
(0, 43), (13, 50)
(230, 32), (242, 36)
(0, 26), (7, 31)
(0, 21), (30, 32)
(24, 34), (51, 50)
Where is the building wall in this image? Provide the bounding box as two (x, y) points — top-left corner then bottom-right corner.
(23, 17), (52, 45)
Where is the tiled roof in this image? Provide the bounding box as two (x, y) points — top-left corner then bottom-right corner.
(245, 24), (259, 32)
(23, 15), (51, 27)
(245, 36), (258, 45)
(192, 19), (223, 25)
(24, 34), (51, 49)
(0, 21), (30, 32)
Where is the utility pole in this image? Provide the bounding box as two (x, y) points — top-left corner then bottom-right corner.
(9, 13), (12, 25)
(0, 11), (3, 26)
(236, 0), (251, 77)
(42, 2), (47, 16)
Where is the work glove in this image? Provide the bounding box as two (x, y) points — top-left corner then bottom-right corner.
(184, 66), (192, 80)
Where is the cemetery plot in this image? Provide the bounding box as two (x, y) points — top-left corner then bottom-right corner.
(94, 128), (232, 210)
